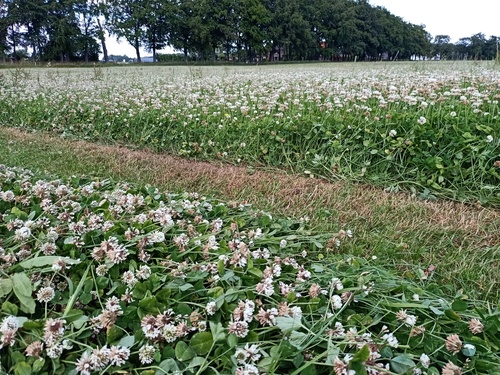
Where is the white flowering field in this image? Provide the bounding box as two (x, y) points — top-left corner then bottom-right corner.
(0, 62), (500, 374)
(0, 62), (498, 204)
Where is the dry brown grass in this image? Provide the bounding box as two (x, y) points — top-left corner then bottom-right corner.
(2, 127), (499, 249)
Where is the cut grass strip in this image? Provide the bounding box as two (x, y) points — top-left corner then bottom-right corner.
(0, 127), (499, 301)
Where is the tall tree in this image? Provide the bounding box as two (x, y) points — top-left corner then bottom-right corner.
(469, 33), (487, 59)
(0, 0), (10, 60)
(455, 37), (471, 59)
(169, 0), (206, 61)
(484, 35), (499, 60)
(432, 35), (453, 59)
(5, 0), (24, 58)
(89, 0), (109, 62)
(313, 0), (364, 59)
(141, 1), (171, 62)
(235, 0), (270, 61)
(108, 0), (146, 61)
(264, 0), (313, 61)
(44, 0), (82, 62)
(5, 0), (47, 60)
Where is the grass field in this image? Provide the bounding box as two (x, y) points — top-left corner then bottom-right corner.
(1, 62), (499, 203)
(0, 62), (499, 375)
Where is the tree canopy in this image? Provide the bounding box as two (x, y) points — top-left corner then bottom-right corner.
(0, 0), (497, 62)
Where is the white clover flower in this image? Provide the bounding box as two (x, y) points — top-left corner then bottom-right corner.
(0, 190), (15, 202)
(256, 277), (274, 296)
(331, 278), (343, 291)
(237, 363), (259, 375)
(405, 314), (417, 326)
(162, 324), (178, 343)
(46, 228), (59, 242)
(382, 332), (399, 348)
(206, 301), (217, 316)
(289, 306), (302, 320)
(228, 320), (249, 338)
(46, 344), (64, 358)
(36, 286), (55, 303)
(0, 316), (19, 331)
(389, 129), (397, 137)
(75, 351), (93, 375)
(243, 300), (255, 322)
(139, 344), (156, 365)
(95, 265), (108, 277)
(234, 347), (248, 364)
(122, 271), (137, 287)
(279, 239), (287, 248)
(486, 135), (494, 143)
(331, 295), (343, 310)
(136, 265), (152, 280)
(450, 111), (457, 117)
(419, 353), (430, 368)
(105, 296), (122, 313)
(149, 231), (165, 243)
(15, 226), (31, 240)
(206, 235), (219, 250)
(417, 116), (427, 125)
(197, 321), (207, 331)
(108, 345), (130, 366)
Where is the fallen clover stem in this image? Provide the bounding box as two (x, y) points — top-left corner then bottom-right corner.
(63, 263), (91, 318)
(290, 350), (329, 375)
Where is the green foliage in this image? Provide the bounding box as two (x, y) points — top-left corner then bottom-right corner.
(1, 0), (447, 63)
(0, 164), (499, 374)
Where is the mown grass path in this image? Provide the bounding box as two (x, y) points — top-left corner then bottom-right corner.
(1, 127), (498, 302)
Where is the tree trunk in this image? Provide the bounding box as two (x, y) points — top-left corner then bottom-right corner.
(183, 45), (188, 63)
(11, 25), (16, 57)
(96, 18), (108, 62)
(135, 38), (141, 62)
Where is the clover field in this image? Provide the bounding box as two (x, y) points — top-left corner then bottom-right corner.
(0, 62), (499, 204)
(0, 62), (499, 375)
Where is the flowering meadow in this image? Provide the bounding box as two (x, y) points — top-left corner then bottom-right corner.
(0, 62), (499, 204)
(1, 164), (500, 375)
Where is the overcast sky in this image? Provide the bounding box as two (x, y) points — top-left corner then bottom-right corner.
(369, 0), (499, 42)
(104, 0), (500, 57)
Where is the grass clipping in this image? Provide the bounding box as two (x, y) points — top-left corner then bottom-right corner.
(0, 164), (499, 375)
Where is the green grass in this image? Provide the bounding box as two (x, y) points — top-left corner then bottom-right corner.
(0, 63), (498, 205)
(1, 128), (499, 303)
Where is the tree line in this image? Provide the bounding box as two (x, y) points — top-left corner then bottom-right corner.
(0, 0), (498, 63)
(432, 34), (499, 61)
